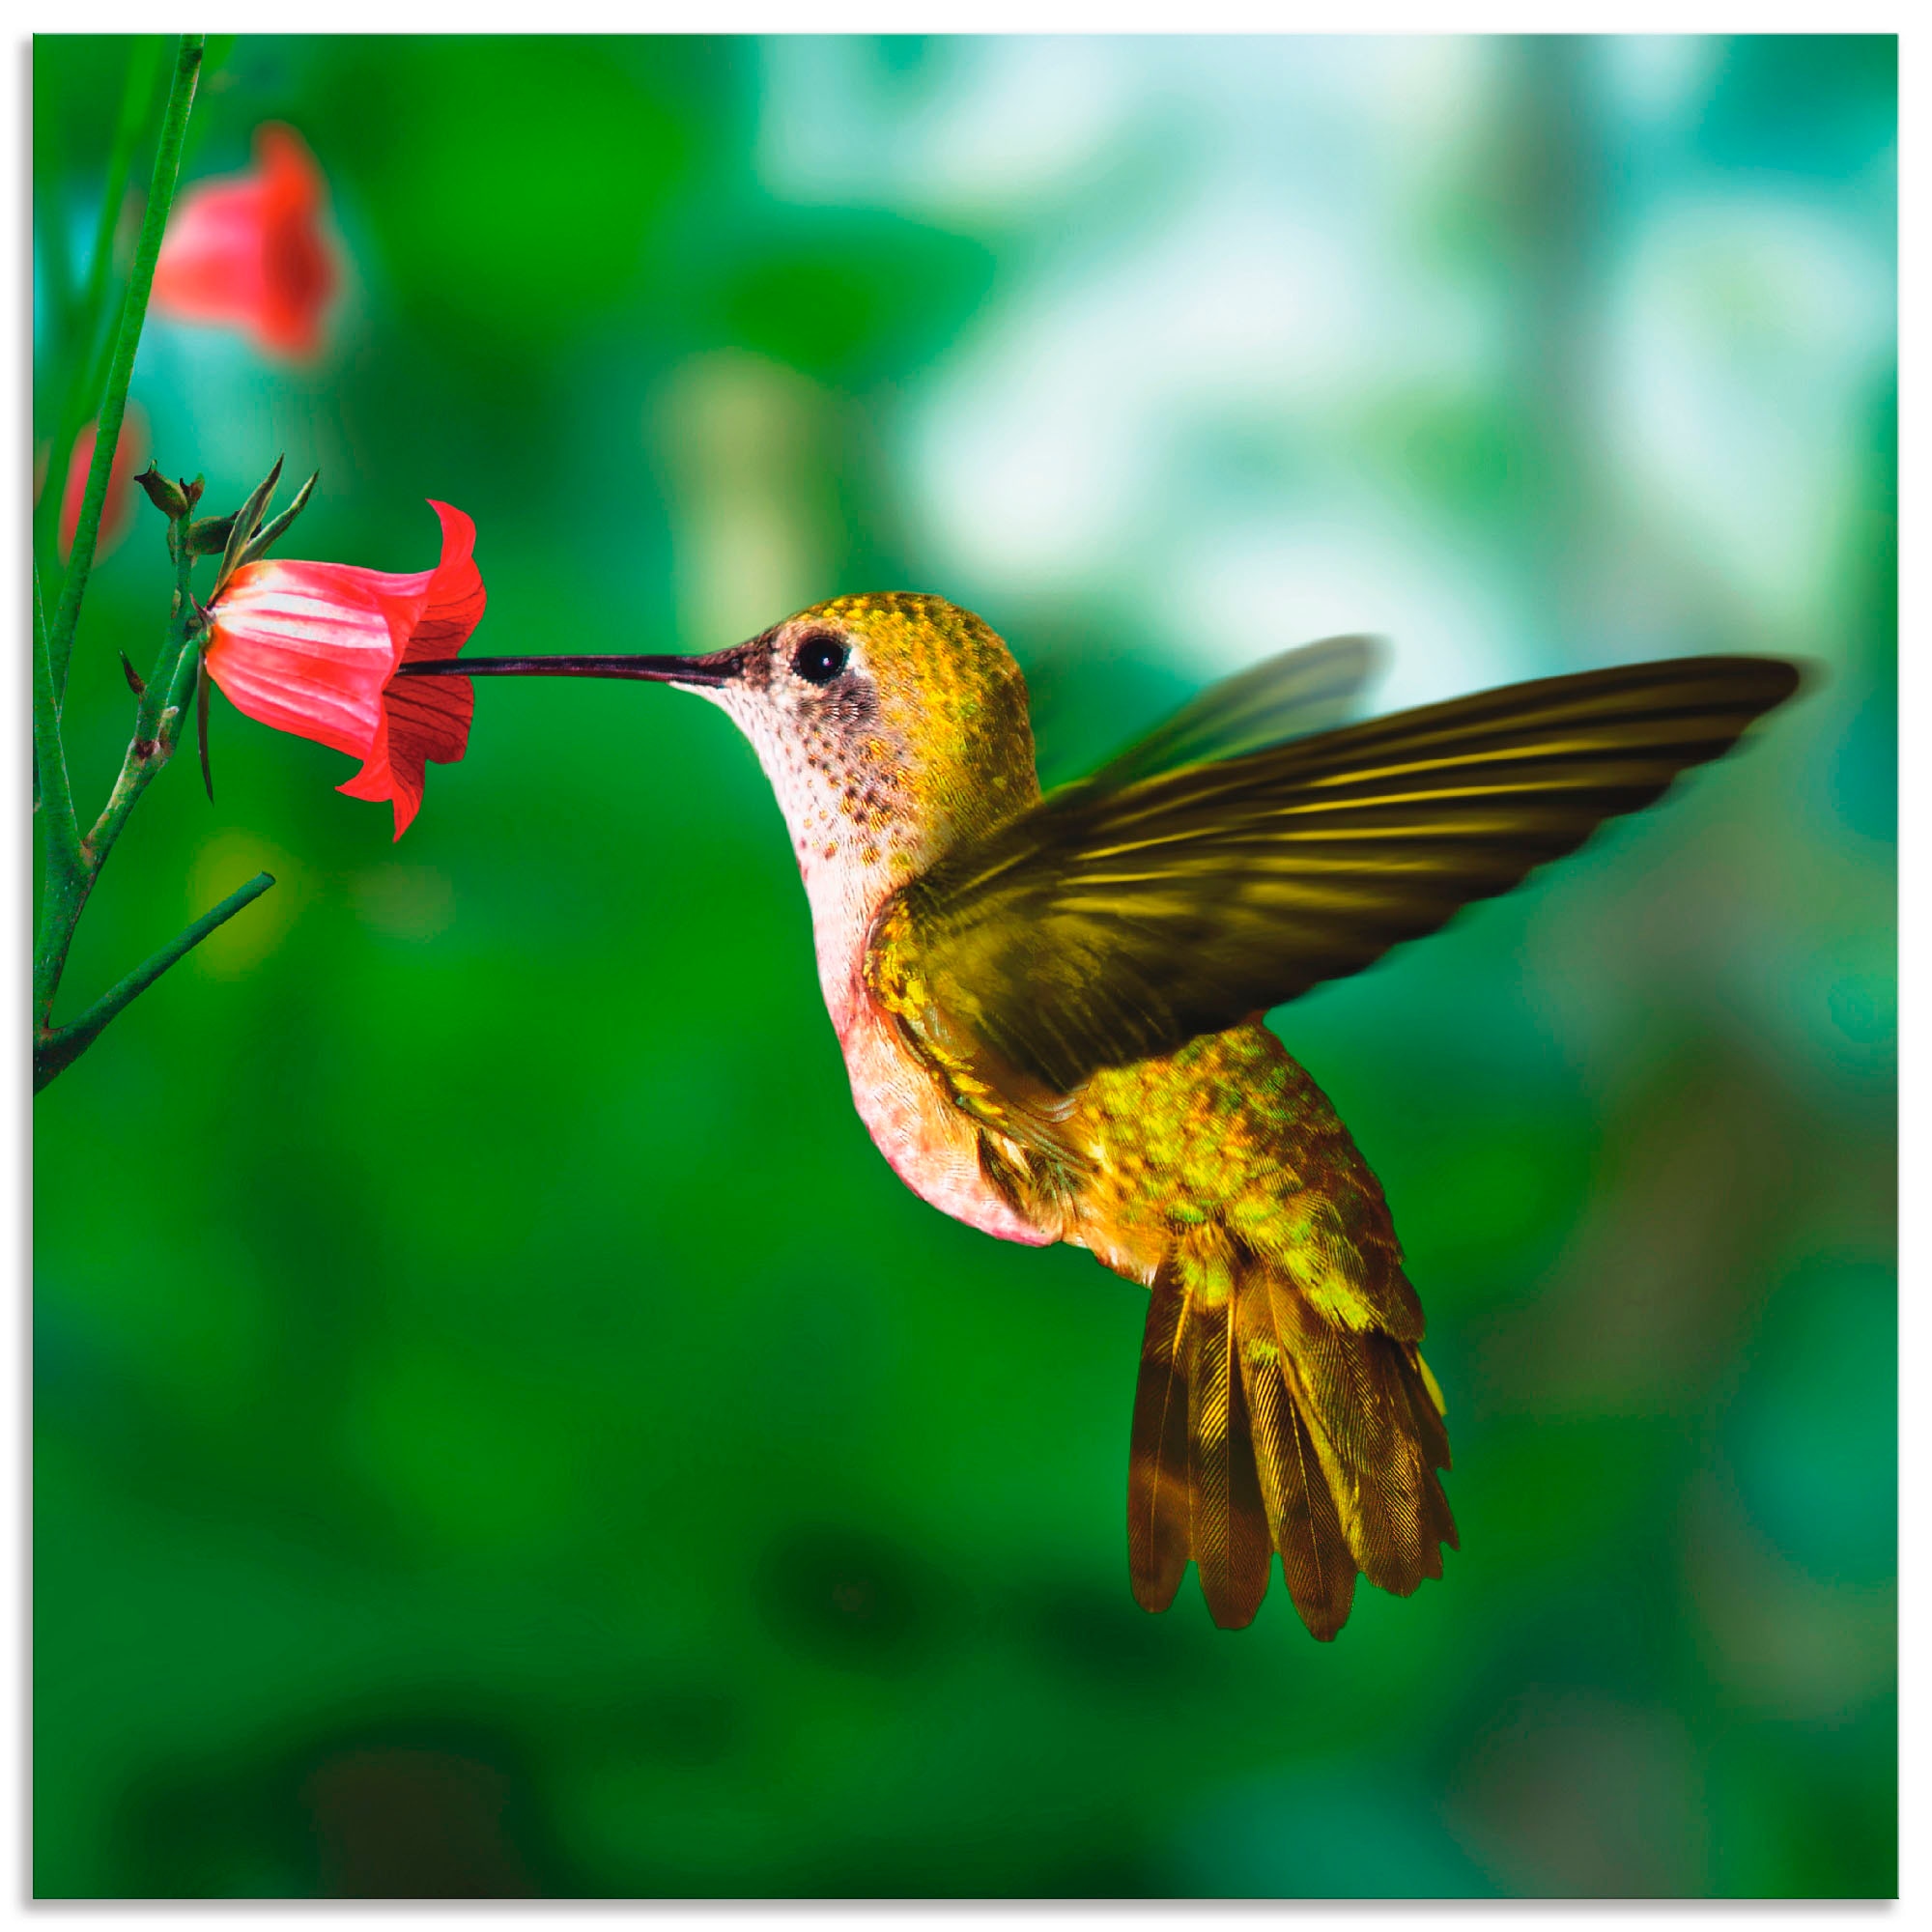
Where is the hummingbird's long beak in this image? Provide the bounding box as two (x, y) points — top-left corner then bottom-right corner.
(398, 648), (744, 687)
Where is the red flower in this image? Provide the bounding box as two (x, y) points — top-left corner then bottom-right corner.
(53, 407), (147, 562)
(205, 500), (483, 839)
(151, 125), (338, 360)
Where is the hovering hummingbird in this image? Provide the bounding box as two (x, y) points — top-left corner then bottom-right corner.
(403, 598), (1798, 1638)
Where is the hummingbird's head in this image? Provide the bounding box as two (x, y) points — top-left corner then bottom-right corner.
(406, 590), (1039, 953)
(698, 591), (1041, 886)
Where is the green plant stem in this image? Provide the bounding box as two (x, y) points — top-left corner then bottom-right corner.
(34, 35), (167, 594)
(35, 528), (191, 1040)
(76, 37), (165, 360)
(34, 873), (276, 1093)
(44, 31), (203, 707)
(83, 526), (204, 862)
(32, 565), (77, 863)
(35, 465), (270, 1090)
(33, 565), (87, 1043)
(32, 31), (280, 1094)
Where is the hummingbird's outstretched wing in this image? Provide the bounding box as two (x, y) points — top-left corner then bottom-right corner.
(884, 654), (1802, 1094)
(1085, 634), (1386, 789)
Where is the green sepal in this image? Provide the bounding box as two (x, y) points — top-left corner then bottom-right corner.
(212, 455), (284, 594)
(194, 645), (213, 803)
(239, 469), (318, 567)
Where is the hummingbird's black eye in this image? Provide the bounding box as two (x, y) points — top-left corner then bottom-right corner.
(791, 633), (848, 685)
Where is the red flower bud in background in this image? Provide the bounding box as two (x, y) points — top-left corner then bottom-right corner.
(205, 501), (482, 838)
(54, 406), (148, 562)
(151, 125), (339, 361)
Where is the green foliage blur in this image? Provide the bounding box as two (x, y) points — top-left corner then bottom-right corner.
(33, 34), (1895, 1900)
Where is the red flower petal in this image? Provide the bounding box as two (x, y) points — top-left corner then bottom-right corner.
(205, 559), (410, 760)
(204, 500), (484, 840)
(338, 503), (484, 839)
(152, 124), (337, 362)
(58, 407), (147, 562)
(255, 126), (337, 359)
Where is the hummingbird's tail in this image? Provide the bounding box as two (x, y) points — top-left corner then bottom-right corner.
(1127, 1233), (1457, 1637)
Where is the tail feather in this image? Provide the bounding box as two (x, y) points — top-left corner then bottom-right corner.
(1187, 1275), (1271, 1628)
(1127, 1263), (1193, 1612)
(1394, 1347), (1459, 1560)
(1127, 1236), (1455, 1636)
(1270, 1277), (1451, 1596)
(1236, 1289), (1357, 1640)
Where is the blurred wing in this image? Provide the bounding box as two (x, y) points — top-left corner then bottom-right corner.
(888, 655), (1802, 1094)
(1087, 634), (1386, 790)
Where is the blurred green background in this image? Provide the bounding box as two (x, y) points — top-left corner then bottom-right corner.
(33, 34), (1895, 1900)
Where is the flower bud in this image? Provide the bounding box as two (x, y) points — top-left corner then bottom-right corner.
(135, 465), (191, 520)
(187, 514), (239, 556)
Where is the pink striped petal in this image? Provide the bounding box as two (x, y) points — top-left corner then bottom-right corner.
(339, 503), (484, 838)
(206, 500), (484, 838)
(206, 560), (417, 759)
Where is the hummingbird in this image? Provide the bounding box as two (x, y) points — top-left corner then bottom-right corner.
(403, 597), (1798, 1638)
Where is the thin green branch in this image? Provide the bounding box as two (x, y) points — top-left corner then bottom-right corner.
(75, 36), (166, 359)
(32, 563), (78, 865)
(33, 562), (89, 1042)
(33, 36), (169, 592)
(33, 873), (276, 1093)
(83, 513), (204, 865)
(45, 32), (203, 705)
(37, 470), (207, 1076)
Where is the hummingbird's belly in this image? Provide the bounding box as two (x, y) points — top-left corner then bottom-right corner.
(838, 1009), (1057, 1248)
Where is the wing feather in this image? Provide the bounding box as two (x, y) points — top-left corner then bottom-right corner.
(1086, 634), (1385, 790)
(894, 655), (1802, 1092)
